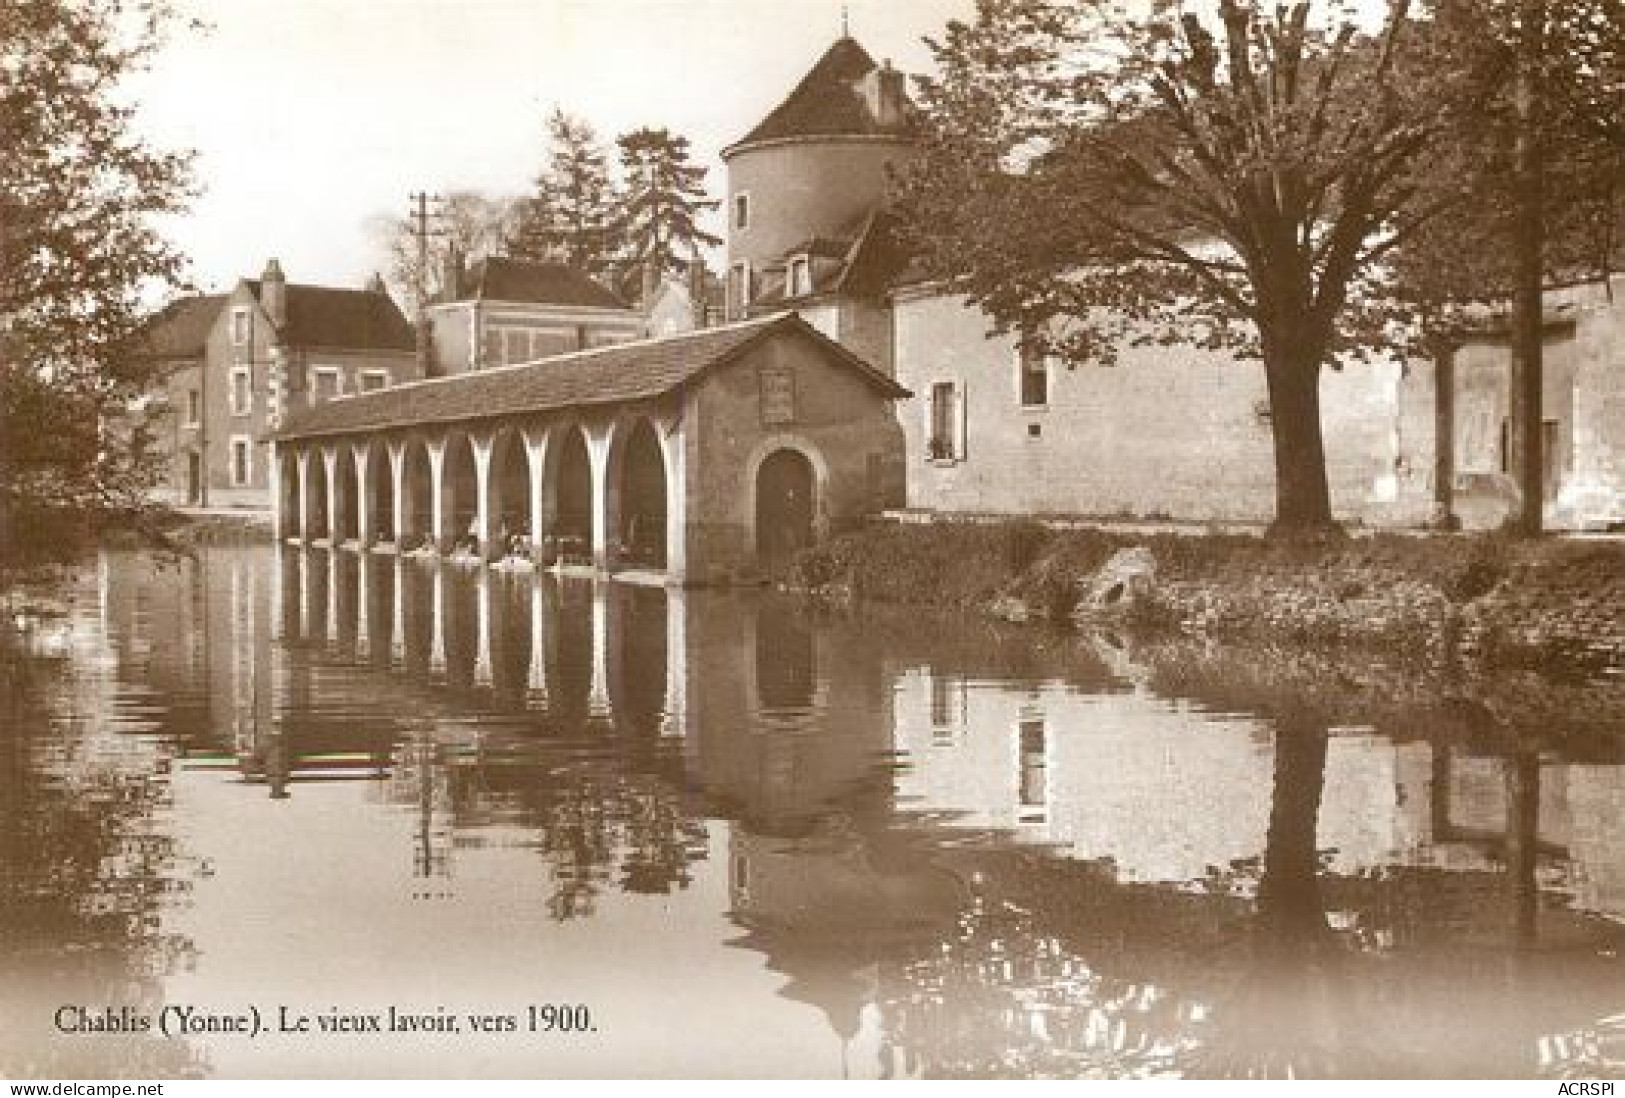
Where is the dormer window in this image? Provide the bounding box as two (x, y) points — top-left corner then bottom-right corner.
(787, 255), (812, 298)
(733, 192), (750, 231)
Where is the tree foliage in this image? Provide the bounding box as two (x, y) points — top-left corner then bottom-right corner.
(0, 0), (195, 567)
(508, 108), (622, 279)
(367, 190), (523, 307)
(615, 127), (721, 294)
(896, 0), (1491, 531)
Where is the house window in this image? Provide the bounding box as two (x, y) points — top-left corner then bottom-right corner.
(1019, 345), (1049, 408)
(729, 260), (752, 319)
(229, 366), (251, 416)
(733, 192), (750, 231)
(312, 366), (341, 402)
(503, 328), (530, 365)
(928, 381), (963, 462)
(229, 436), (252, 487)
(360, 370), (389, 393)
(1018, 717), (1047, 820)
(787, 255), (812, 298)
(185, 389), (200, 427)
(230, 307), (250, 346)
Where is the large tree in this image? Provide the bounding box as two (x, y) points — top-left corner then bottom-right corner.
(367, 189), (523, 307)
(897, 0), (1471, 534)
(615, 127), (721, 299)
(0, 0), (195, 567)
(509, 108), (622, 280)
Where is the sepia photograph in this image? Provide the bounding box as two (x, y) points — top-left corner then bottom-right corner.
(2, 0), (1622, 1083)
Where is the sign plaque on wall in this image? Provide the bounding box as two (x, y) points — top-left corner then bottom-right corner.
(760, 367), (796, 426)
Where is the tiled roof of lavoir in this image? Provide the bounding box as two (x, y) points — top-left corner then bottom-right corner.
(727, 36), (913, 151)
(273, 313), (907, 440)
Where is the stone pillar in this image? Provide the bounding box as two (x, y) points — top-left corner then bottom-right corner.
(390, 556), (407, 665)
(321, 444), (339, 544)
(523, 425), (550, 562)
(269, 441), (285, 541)
(527, 578), (548, 700)
(426, 435), (447, 553)
(658, 411), (686, 582)
(588, 580), (610, 715)
(428, 565), (446, 675)
(471, 430), (496, 560)
(354, 442), (374, 549)
(585, 422), (615, 573)
(387, 440), (407, 545)
(663, 586), (686, 739)
(355, 551), (371, 660)
(296, 447), (311, 544)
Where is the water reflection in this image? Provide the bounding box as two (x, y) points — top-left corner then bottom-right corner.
(1, 547), (1621, 1079)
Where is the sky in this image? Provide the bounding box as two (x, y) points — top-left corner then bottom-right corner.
(130, 0), (977, 296)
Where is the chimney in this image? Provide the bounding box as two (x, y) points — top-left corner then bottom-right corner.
(861, 60), (906, 130)
(364, 271), (387, 295)
(440, 246), (463, 302)
(259, 258), (287, 328)
(641, 260), (661, 311)
(688, 258), (708, 330)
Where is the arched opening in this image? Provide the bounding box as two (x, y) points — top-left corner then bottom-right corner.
(335, 446), (360, 545)
(442, 432), (479, 555)
(400, 439), (433, 550)
(305, 450), (330, 543)
(363, 440), (392, 546)
(609, 585), (668, 735)
(545, 426), (593, 566)
(754, 448), (816, 567)
(278, 448), (299, 536)
(614, 419), (668, 570)
(489, 428), (532, 559)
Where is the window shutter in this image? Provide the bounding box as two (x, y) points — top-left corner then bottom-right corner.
(954, 379), (968, 462)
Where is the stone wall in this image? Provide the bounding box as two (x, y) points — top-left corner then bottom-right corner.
(892, 290), (1403, 524)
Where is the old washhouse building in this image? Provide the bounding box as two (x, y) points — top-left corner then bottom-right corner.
(269, 314), (907, 584)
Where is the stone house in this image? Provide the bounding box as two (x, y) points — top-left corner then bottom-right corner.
(424, 255), (644, 375)
(145, 260), (418, 508)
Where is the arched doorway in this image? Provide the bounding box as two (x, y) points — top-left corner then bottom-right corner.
(615, 420), (667, 569)
(363, 440), (392, 545)
(335, 446), (360, 545)
(545, 427), (593, 565)
(754, 448), (815, 566)
(401, 439), (433, 549)
(305, 450), (330, 542)
(489, 428), (531, 558)
(442, 432), (478, 554)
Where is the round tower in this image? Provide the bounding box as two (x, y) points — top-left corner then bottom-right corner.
(721, 37), (919, 317)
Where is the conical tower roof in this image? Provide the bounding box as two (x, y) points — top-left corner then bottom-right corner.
(725, 36), (913, 154)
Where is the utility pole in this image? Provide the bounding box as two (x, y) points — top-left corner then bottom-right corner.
(1508, 0), (1545, 536)
(408, 192), (442, 379)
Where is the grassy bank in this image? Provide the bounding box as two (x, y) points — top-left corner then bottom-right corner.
(785, 521), (1625, 673)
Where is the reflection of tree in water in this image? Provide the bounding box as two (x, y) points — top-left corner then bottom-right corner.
(1, 614), (205, 1078)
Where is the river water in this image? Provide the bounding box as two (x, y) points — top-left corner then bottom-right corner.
(2, 546), (1621, 1080)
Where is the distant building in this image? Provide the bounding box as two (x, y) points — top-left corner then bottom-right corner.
(424, 255), (644, 375)
(145, 260), (417, 508)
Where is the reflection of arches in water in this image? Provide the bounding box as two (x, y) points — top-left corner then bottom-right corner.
(401, 439), (433, 546)
(489, 574), (534, 707)
(755, 602), (815, 712)
(608, 585), (668, 734)
(363, 440), (392, 542)
(546, 427), (593, 564)
(544, 580), (594, 721)
(335, 446), (360, 543)
(613, 419), (668, 569)
(441, 567), (479, 687)
(755, 448), (815, 565)
(332, 551), (359, 654)
(278, 545), (304, 640)
(306, 450), (330, 540)
(489, 428), (532, 556)
(442, 432), (478, 552)
(400, 562), (435, 673)
(364, 552), (394, 667)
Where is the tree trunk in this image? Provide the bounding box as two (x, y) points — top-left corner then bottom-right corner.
(1431, 341), (1459, 530)
(1508, 0), (1546, 536)
(1262, 345), (1335, 534)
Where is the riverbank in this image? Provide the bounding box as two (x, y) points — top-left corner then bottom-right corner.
(784, 521), (1625, 674)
